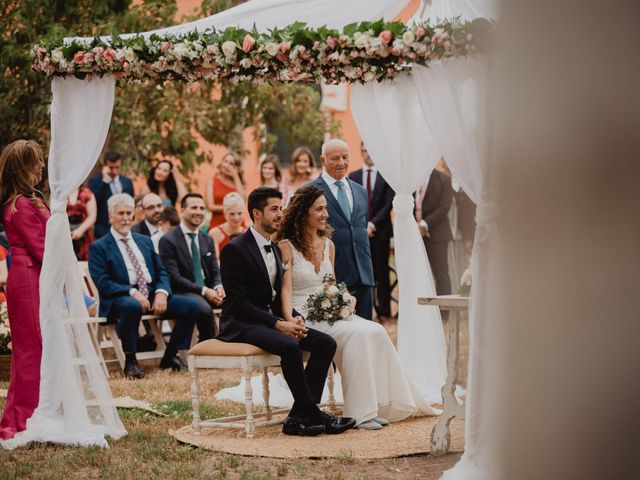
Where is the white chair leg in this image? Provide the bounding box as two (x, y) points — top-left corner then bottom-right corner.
(106, 325), (126, 368)
(262, 368), (272, 421)
(189, 357), (201, 435)
(328, 364), (336, 411)
(244, 365), (255, 439)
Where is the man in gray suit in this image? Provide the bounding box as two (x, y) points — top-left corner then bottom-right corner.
(309, 139), (375, 319)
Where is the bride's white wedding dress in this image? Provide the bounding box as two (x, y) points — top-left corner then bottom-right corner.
(287, 239), (437, 424)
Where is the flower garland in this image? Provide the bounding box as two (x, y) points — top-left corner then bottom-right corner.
(31, 18), (492, 85)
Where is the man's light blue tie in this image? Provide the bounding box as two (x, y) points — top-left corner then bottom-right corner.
(335, 180), (351, 220)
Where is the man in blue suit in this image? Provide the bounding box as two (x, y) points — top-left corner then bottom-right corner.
(310, 139), (375, 319)
(89, 193), (204, 379)
(88, 151), (135, 239)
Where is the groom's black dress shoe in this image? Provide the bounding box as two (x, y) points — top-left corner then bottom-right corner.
(159, 353), (187, 372)
(282, 416), (326, 436)
(319, 411), (356, 434)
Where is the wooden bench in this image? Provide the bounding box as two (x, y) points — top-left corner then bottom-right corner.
(188, 339), (336, 439)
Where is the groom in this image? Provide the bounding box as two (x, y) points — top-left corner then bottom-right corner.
(218, 187), (355, 436)
(311, 139), (375, 319)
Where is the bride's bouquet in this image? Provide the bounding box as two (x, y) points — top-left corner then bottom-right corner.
(305, 274), (355, 325)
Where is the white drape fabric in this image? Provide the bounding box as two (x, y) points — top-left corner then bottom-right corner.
(68, 0), (410, 43)
(350, 76), (447, 404)
(412, 0), (499, 478)
(1, 76), (126, 450)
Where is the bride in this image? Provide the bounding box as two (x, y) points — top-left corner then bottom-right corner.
(275, 185), (438, 429)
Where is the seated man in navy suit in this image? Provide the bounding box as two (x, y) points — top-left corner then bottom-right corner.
(88, 193), (205, 379)
(159, 193), (223, 340)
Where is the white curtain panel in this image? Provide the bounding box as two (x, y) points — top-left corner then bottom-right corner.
(412, 0), (500, 478)
(351, 76), (447, 403)
(1, 76), (126, 449)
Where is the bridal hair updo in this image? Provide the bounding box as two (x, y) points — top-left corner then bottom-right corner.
(275, 185), (332, 259)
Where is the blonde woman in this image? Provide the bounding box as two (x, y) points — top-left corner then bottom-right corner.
(208, 192), (246, 258)
(280, 146), (317, 206)
(206, 151), (246, 230)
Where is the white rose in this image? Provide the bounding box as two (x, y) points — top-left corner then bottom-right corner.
(327, 285), (339, 296)
(222, 40), (237, 58)
(51, 49), (64, 63)
(363, 71), (375, 82)
(353, 32), (368, 49)
(402, 31), (416, 45)
(172, 43), (188, 59)
(239, 57), (252, 68)
(341, 292), (351, 302)
(265, 42), (279, 56)
(123, 47), (135, 62)
(321, 299), (332, 310)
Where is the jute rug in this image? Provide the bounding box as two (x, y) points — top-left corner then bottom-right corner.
(171, 415), (464, 459)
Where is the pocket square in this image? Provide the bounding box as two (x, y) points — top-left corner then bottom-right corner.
(206, 252), (212, 257)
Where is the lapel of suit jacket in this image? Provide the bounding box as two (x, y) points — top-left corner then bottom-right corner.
(197, 231), (211, 281)
(106, 233), (129, 282)
(316, 176), (349, 223)
(243, 231), (271, 291)
(272, 243), (284, 292)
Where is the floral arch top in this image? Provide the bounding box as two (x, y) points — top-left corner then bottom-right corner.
(31, 18), (492, 85)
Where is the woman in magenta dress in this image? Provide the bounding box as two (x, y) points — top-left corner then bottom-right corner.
(0, 140), (48, 440)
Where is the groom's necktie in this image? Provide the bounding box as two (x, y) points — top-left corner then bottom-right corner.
(335, 180), (351, 220)
(188, 233), (205, 286)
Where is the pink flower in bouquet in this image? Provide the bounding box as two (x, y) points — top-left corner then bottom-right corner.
(73, 51), (85, 64)
(161, 41), (171, 52)
(242, 34), (256, 53)
(326, 36), (337, 49)
(416, 27), (426, 38)
(102, 49), (116, 62)
(379, 30), (392, 44)
(83, 52), (94, 64)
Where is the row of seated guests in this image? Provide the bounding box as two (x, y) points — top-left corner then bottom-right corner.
(88, 193), (224, 379)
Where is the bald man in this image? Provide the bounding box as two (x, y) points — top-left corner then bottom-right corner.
(309, 139), (375, 320)
(132, 193), (164, 237)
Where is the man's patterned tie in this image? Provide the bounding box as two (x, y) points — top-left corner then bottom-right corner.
(120, 238), (149, 297)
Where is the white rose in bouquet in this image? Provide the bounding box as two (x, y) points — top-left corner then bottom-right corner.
(222, 41), (237, 58)
(402, 31), (416, 45)
(265, 42), (279, 56)
(321, 299), (332, 309)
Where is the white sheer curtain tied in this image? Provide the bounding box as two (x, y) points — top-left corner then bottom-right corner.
(351, 75), (447, 404)
(1, 76), (126, 450)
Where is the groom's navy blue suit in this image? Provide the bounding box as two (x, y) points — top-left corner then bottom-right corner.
(310, 175), (375, 319)
(218, 229), (336, 417)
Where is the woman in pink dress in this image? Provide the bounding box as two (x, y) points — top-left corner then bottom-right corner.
(0, 140), (48, 440)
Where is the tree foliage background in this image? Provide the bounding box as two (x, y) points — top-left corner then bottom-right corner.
(0, 0), (339, 176)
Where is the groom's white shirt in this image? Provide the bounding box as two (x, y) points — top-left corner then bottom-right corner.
(249, 226), (276, 288)
(321, 170), (354, 211)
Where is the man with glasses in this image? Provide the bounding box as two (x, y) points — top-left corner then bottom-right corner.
(132, 193), (164, 237)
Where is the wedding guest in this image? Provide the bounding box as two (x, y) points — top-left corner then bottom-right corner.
(208, 192), (246, 259)
(280, 146), (317, 206)
(88, 193), (204, 379)
(349, 143), (395, 324)
(133, 194), (145, 225)
(67, 186), (97, 261)
(206, 151), (246, 230)
(415, 168), (454, 297)
(88, 151), (134, 239)
(132, 193), (164, 237)
(259, 154), (282, 189)
(151, 207), (180, 254)
(310, 139), (375, 319)
(140, 159), (187, 208)
(0, 139), (48, 440)
(159, 193), (223, 340)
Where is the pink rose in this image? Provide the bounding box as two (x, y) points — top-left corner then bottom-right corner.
(416, 27), (426, 38)
(83, 52), (94, 64)
(288, 70), (296, 80)
(102, 49), (116, 62)
(379, 30), (392, 44)
(279, 41), (291, 53)
(161, 41), (171, 52)
(326, 36), (337, 49)
(73, 51), (85, 64)
(242, 34), (256, 53)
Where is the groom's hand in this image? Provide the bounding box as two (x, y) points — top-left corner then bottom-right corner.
(292, 315), (305, 327)
(275, 320), (308, 340)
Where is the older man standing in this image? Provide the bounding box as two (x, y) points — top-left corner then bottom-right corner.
(310, 139), (375, 319)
